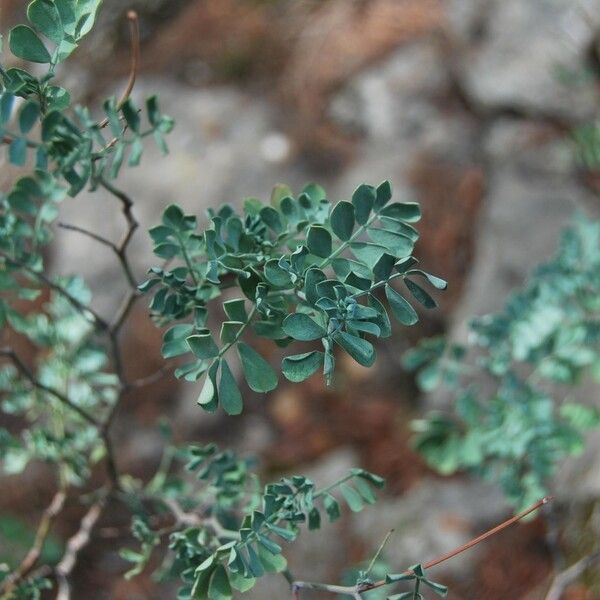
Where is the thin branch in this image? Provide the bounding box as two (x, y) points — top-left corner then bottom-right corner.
(0, 490), (67, 598)
(55, 496), (107, 600)
(98, 11), (140, 129)
(0, 250), (109, 331)
(57, 222), (140, 297)
(57, 222), (117, 251)
(544, 550), (600, 600)
(126, 362), (173, 390)
(0, 348), (100, 426)
(291, 496), (553, 598)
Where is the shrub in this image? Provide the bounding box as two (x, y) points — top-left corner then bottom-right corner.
(0, 3), (564, 599)
(406, 216), (600, 509)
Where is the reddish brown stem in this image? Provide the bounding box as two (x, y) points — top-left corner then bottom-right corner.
(98, 11), (140, 129)
(291, 496), (553, 598)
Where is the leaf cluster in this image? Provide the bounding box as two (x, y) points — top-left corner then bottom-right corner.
(405, 215), (600, 508)
(142, 181), (446, 414)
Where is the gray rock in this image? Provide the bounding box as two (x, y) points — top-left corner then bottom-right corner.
(449, 118), (596, 336)
(330, 40), (449, 142)
(352, 478), (509, 578)
(455, 0), (600, 119)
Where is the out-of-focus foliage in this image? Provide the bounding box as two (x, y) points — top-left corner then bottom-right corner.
(405, 216), (600, 509)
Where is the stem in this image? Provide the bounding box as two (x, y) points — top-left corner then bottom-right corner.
(350, 272), (404, 300)
(55, 495), (107, 600)
(291, 496), (553, 598)
(217, 305), (258, 360)
(0, 250), (109, 330)
(544, 550), (600, 600)
(98, 11), (140, 129)
(314, 473), (354, 498)
(177, 232), (200, 286)
(0, 489), (67, 598)
(365, 529), (394, 579)
(318, 212), (379, 270)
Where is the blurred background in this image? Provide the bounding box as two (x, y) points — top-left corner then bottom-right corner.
(1, 0), (600, 598)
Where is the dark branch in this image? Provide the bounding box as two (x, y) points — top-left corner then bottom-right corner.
(0, 250), (110, 331)
(0, 348), (100, 426)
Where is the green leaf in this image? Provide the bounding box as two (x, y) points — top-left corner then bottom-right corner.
(350, 242), (387, 268)
(187, 334), (220, 359)
(257, 545), (287, 573)
(353, 476), (377, 504)
(373, 253), (396, 282)
(369, 295), (392, 338)
(162, 324), (194, 358)
(307, 225), (332, 258)
(303, 182), (326, 203)
(330, 200), (355, 241)
(352, 184), (376, 225)
(229, 572), (256, 593)
(323, 493), (341, 521)
(237, 343), (278, 392)
(9, 25), (51, 63)
(380, 202), (421, 223)
(282, 313), (326, 341)
(54, 0), (76, 36)
(260, 206), (284, 233)
(334, 332), (375, 367)
(423, 579), (448, 597)
(264, 259), (292, 287)
(74, 1), (102, 39)
(223, 299), (247, 322)
(374, 179), (392, 209)
(19, 101), (40, 134)
(304, 268), (327, 305)
(198, 361), (219, 410)
(9, 137), (27, 166)
(407, 269), (448, 290)
(219, 360), (243, 415)
(282, 351), (324, 382)
(340, 484), (364, 512)
(386, 285), (418, 326)
(208, 565), (232, 600)
(0, 94), (15, 124)
(367, 228), (414, 257)
(405, 278), (437, 309)
(162, 204), (185, 230)
(220, 321), (244, 344)
(27, 0), (63, 45)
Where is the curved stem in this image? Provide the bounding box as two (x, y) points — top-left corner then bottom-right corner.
(98, 11), (140, 129)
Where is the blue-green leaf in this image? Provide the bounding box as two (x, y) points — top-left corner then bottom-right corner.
(237, 343), (278, 392)
(9, 25), (51, 63)
(282, 351), (324, 382)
